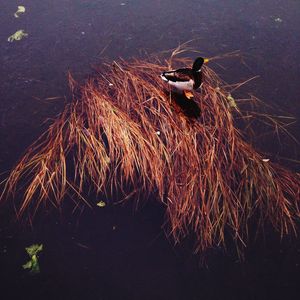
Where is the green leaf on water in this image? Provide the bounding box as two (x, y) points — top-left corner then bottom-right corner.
(227, 94), (238, 109)
(23, 244), (43, 274)
(22, 260), (33, 269)
(14, 6), (26, 18)
(25, 244), (43, 256)
(7, 30), (28, 42)
(97, 200), (106, 207)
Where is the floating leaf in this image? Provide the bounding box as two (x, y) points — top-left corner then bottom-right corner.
(97, 200), (106, 207)
(227, 94), (238, 109)
(23, 254), (40, 274)
(23, 244), (43, 274)
(25, 244), (43, 256)
(23, 260), (33, 269)
(274, 17), (283, 23)
(14, 6), (26, 18)
(7, 30), (28, 42)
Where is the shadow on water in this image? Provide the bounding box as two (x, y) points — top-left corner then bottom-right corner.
(0, 0), (300, 299)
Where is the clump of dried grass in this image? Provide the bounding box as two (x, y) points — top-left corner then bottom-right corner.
(1, 49), (300, 253)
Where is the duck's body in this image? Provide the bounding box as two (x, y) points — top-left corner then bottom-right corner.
(161, 68), (202, 91)
(160, 57), (206, 99)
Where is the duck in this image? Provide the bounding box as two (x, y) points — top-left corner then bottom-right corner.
(160, 57), (208, 99)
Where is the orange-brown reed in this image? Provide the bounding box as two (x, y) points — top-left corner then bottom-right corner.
(1, 49), (300, 253)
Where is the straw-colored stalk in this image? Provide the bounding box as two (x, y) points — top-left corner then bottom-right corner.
(1, 51), (300, 253)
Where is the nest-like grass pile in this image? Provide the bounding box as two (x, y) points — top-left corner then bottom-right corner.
(2, 49), (300, 253)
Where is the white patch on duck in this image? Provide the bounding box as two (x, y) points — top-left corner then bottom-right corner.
(166, 79), (194, 91)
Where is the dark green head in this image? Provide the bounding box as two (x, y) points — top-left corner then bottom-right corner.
(192, 57), (204, 72)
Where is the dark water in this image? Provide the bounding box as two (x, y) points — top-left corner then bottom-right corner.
(1, 1), (300, 299)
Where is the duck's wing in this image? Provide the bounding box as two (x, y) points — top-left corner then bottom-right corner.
(161, 68), (193, 82)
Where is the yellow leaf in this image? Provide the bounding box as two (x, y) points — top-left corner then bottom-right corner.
(227, 94), (237, 109)
(7, 30), (28, 42)
(14, 6), (26, 18)
(97, 201), (106, 207)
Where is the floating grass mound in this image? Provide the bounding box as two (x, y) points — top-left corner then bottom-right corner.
(2, 51), (300, 253)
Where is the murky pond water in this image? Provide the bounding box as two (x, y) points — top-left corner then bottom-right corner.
(0, 1), (300, 299)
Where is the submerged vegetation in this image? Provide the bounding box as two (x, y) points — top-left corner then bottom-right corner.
(1, 47), (300, 253)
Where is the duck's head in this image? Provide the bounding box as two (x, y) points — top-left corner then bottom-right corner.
(192, 57), (208, 72)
